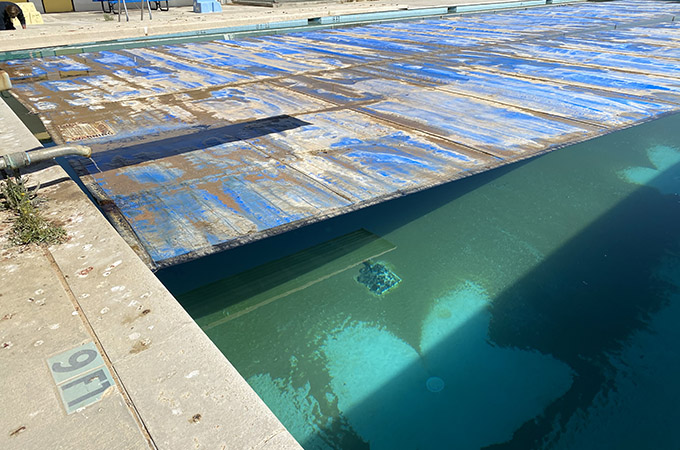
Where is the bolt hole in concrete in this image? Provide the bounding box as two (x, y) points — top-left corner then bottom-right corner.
(170, 113), (680, 449)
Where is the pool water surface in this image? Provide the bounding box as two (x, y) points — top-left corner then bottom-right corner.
(165, 113), (680, 449)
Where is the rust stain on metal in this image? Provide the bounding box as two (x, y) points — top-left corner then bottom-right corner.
(58, 121), (115, 142)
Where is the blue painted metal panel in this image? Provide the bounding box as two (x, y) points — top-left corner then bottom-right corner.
(248, 109), (492, 199)
(551, 35), (680, 60)
(1, 59), (47, 81)
(4, 0), (680, 268)
(192, 82), (333, 121)
(495, 40), (680, 81)
(263, 35), (389, 64)
(92, 140), (353, 262)
(435, 71), (676, 126)
(443, 51), (680, 104)
(359, 89), (590, 157)
(288, 65), (674, 127)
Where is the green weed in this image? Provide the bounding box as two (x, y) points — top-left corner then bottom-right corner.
(1, 174), (66, 245)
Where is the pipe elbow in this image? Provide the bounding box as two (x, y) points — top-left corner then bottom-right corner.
(1, 145), (92, 171)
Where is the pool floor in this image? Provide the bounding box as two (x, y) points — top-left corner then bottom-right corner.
(172, 111), (680, 448)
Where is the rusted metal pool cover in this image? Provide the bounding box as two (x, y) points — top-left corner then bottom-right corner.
(3, 0), (680, 268)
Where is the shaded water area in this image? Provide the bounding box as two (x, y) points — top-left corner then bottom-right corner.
(160, 112), (680, 449)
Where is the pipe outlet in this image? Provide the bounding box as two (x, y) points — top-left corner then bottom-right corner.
(0, 145), (92, 171)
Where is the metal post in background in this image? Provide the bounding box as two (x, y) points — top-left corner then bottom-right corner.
(142, 0), (152, 20)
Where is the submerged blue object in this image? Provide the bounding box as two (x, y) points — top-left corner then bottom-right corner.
(426, 376), (445, 393)
(356, 261), (401, 295)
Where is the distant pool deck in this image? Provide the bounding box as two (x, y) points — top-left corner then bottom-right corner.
(1, 0), (679, 448)
(0, 0), (523, 54)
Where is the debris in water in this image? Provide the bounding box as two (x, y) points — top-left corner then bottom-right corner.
(426, 376), (445, 393)
(356, 261), (401, 295)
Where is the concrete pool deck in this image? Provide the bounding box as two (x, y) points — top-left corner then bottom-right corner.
(0, 0), (519, 53)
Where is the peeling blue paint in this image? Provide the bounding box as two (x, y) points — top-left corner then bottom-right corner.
(4, 0), (680, 267)
(92, 51), (140, 67)
(119, 164), (186, 185)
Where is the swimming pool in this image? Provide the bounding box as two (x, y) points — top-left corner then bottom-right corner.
(164, 111), (680, 448)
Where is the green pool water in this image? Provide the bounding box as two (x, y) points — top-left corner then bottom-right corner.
(161, 113), (680, 449)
